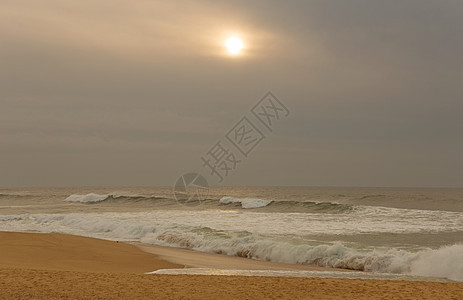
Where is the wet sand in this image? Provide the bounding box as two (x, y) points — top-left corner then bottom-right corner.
(1, 231), (462, 299)
(135, 242), (346, 271)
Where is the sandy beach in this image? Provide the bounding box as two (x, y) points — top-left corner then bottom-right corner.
(3, 0), (463, 298)
(0, 232), (462, 299)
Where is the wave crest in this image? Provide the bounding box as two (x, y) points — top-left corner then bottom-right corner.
(61, 193), (352, 213)
(219, 197), (273, 209)
(64, 193), (109, 203)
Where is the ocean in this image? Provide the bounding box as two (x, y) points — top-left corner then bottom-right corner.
(1, 187), (462, 281)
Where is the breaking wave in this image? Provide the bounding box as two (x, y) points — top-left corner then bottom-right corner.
(219, 197), (273, 209)
(63, 193), (171, 204)
(62, 193), (352, 213)
(1, 212), (462, 281)
(64, 193), (109, 203)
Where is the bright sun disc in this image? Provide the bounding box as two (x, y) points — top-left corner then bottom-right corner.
(226, 37), (244, 55)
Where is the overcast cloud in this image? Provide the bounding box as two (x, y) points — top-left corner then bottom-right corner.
(1, 0), (462, 187)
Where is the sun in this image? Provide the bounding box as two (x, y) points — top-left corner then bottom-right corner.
(225, 37), (244, 55)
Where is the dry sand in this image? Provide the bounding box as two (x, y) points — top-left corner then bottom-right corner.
(0, 231), (182, 273)
(0, 231), (462, 300)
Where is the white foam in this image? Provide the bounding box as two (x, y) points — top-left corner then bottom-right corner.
(147, 268), (451, 282)
(1, 211), (462, 282)
(410, 244), (463, 282)
(64, 193), (109, 203)
(220, 196), (273, 209)
(2, 208), (462, 237)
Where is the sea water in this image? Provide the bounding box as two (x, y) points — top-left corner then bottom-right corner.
(0, 186), (462, 281)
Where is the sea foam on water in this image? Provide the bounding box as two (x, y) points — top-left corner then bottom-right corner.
(1, 187), (462, 282)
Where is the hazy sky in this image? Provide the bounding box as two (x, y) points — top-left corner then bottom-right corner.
(1, 0), (462, 187)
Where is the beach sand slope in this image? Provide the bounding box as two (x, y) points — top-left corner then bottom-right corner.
(1, 232), (462, 299)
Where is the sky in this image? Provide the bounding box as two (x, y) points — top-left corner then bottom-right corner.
(1, 0), (462, 188)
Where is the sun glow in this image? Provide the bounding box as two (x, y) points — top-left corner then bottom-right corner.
(225, 37), (244, 55)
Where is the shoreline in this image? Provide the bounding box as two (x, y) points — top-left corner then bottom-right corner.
(2, 269), (463, 300)
(0, 230), (346, 273)
(1, 231), (463, 299)
(134, 242), (350, 272)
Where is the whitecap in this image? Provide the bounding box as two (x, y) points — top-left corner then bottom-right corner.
(64, 193), (109, 203)
(219, 196), (273, 209)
